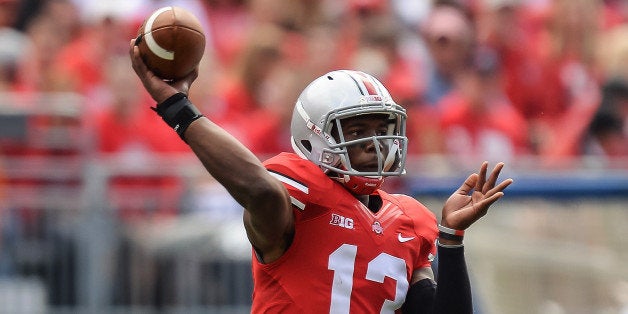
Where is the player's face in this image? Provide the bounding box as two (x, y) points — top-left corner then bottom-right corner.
(337, 114), (390, 172)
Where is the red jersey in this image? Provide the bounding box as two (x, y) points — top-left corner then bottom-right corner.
(252, 153), (438, 313)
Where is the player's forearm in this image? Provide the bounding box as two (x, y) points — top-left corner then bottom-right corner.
(401, 278), (436, 314)
(149, 92), (285, 211)
(402, 244), (471, 314)
(433, 244), (472, 314)
(184, 118), (282, 208)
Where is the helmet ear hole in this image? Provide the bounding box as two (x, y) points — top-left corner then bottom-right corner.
(301, 140), (312, 152)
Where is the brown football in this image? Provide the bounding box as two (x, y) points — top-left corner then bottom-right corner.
(136, 6), (205, 80)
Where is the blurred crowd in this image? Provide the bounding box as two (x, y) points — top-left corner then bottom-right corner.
(1, 0), (628, 308)
(1, 0), (628, 163)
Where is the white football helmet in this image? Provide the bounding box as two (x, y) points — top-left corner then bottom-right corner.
(290, 70), (408, 195)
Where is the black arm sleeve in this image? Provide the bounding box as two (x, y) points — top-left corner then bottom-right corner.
(433, 245), (472, 314)
(401, 278), (436, 314)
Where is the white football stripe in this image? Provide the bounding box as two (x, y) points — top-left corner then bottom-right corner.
(289, 196), (305, 211)
(268, 171), (309, 194)
(144, 6), (175, 60)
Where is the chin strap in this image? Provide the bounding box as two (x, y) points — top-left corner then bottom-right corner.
(383, 139), (400, 172)
(334, 173), (383, 195)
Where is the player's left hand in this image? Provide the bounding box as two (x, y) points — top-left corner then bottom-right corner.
(441, 162), (513, 231)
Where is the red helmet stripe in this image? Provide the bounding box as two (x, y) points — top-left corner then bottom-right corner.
(361, 77), (378, 96)
(344, 70), (380, 96)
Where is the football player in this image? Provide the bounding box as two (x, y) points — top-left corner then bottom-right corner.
(130, 39), (513, 313)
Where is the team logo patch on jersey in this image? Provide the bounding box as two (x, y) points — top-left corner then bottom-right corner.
(330, 213), (354, 230)
(371, 221), (383, 234)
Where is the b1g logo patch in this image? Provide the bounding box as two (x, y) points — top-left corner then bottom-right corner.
(330, 213), (354, 230)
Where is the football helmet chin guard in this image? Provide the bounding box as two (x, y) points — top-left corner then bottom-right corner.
(290, 70), (408, 195)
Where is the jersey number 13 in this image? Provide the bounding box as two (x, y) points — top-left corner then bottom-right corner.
(328, 244), (409, 313)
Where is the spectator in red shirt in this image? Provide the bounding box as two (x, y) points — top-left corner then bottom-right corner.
(12, 0), (80, 93)
(531, 0), (603, 162)
(438, 46), (529, 163)
(476, 0), (548, 128)
(95, 55), (189, 155)
(419, 2), (476, 107)
(94, 55), (189, 222)
(211, 24), (299, 156)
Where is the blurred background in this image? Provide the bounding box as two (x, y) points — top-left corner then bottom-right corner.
(0, 0), (627, 313)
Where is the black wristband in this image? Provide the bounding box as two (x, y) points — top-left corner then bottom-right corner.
(152, 92), (203, 141)
(438, 231), (464, 242)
